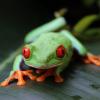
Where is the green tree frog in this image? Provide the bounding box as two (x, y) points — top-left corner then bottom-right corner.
(0, 17), (100, 87)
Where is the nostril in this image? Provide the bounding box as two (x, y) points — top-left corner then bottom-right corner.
(47, 55), (53, 62)
(46, 58), (50, 62)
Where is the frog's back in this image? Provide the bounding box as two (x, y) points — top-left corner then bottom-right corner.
(33, 32), (72, 48)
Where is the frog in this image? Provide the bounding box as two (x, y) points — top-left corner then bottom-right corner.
(0, 17), (100, 87)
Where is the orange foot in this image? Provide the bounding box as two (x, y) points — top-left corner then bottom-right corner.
(36, 68), (55, 82)
(54, 75), (64, 83)
(0, 70), (37, 87)
(84, 53), (100, 66)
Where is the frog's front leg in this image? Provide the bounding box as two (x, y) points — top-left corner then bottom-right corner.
(0, 55), (36, 87)
(54, 74), (64, 83)
(54, 66), (64, 83)
(36, 67), (64, 83)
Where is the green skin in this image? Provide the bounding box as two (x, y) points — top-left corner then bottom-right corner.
(11, 30), (87, 76)
(1, 16), (100, 87)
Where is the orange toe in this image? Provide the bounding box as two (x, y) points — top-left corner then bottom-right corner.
(17, 81), (26, 86)
(36, 75), (46, 82)
(23, 71), (37, 81)
(29, 75), (37, 81)
(0, 81), (9, 87)
(54, 75), (64, 83)
(84, 53), (100, 66)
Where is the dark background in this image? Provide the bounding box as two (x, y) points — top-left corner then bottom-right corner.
(0, 0), (99, 61)
(0, 0), (99, 40)
(0, 0), (100, 100)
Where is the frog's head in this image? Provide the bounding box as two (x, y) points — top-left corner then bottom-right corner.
(22, 32), (73, 69)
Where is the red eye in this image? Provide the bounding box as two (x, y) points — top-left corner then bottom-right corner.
(56, 45), (66, 58)
(22, 47), (31, 59)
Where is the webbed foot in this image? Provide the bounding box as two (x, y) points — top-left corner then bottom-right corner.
(84, 53), (100, 66)
(0, 70), (37, 87)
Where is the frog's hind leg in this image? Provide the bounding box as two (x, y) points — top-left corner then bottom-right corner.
(83, 53), (100, 66)
(60, 30), (100, 67)
(24, 17), (66, 43)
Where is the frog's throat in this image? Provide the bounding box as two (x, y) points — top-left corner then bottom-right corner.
(29, 62), (63, 69)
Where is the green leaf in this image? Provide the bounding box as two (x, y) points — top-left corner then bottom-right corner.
(73, 15), (99, 34)
(82, 0), (96, 7)
(98, 0), (100, 8)
(77, 28), (100, 40)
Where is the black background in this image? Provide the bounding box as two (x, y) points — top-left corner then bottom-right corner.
(0, 0), (100, 100)
(0, 0), (99, 60)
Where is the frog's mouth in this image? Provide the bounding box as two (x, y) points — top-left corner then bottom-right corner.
(29, 62), (63, 69)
